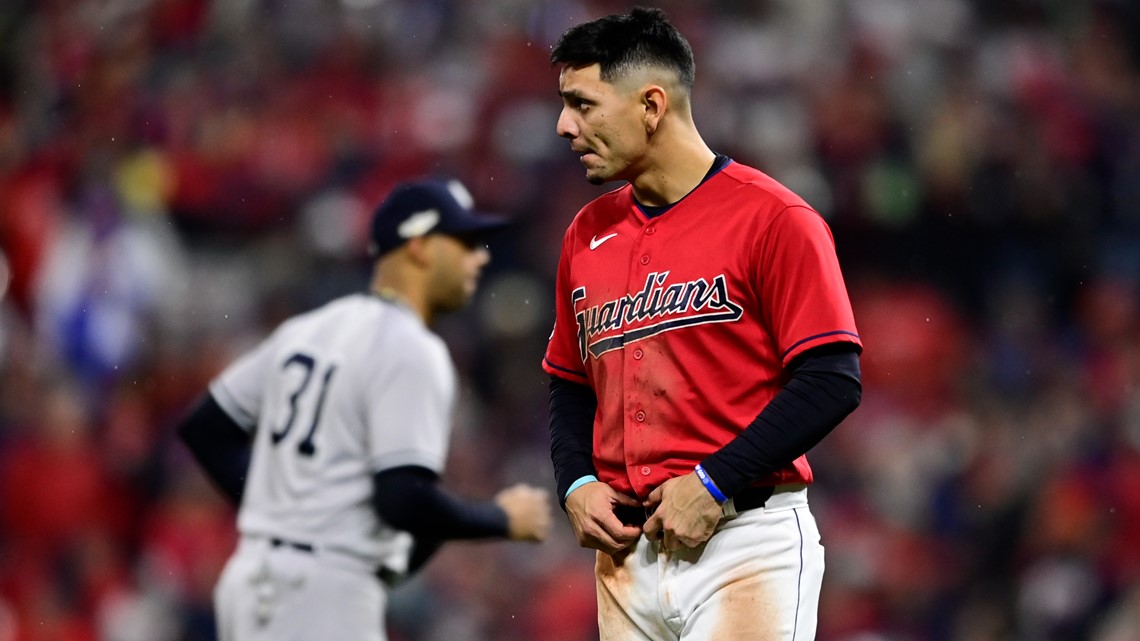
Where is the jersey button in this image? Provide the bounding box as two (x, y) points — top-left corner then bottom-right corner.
(639, 255), (650, 265)
(633, 348), (644, 360)
(635, 410), (646, 422)
(640, 466), (651, 476)
(645, 226), (656, 235)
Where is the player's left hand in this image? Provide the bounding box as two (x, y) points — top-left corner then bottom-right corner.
(642, 472), (722, 551)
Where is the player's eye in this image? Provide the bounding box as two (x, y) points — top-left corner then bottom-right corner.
(565, 96), (589, 111)
(454, 234), (481, 250)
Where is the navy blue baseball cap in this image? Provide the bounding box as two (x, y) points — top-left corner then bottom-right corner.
(369, 179), (509, 257)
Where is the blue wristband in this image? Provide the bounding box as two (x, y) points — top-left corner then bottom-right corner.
(564, 475), (599, 500)
(694, 464), (727, 503)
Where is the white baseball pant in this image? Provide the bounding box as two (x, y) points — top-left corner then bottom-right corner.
(214, 537), (387, 641)
(596, 486), (824, 641)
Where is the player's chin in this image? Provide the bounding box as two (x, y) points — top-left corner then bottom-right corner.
(583, 157), (624, 185)
(451, 285), (479, 311)
(437, 295), (469, 315)
(584, 166), (613, 185)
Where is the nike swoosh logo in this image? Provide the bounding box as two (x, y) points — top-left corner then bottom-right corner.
(590, 233), (618, 250)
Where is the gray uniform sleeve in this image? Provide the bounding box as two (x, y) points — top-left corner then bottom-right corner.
(364, 330), (455, 474)
(210, 332), (284, 431)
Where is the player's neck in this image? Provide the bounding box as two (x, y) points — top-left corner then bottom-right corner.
(373, 286), (432, 323)
(370, 266), (431, 324)
(630, 131), (715, 207)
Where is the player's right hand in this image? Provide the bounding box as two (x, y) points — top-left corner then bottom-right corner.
(564, 482), (643, 555)
(496, 484), (552, 542)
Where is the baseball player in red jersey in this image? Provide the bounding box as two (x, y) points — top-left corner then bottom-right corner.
(544, 8), (863, 640)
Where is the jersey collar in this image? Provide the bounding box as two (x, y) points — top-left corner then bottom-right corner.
(634, 154), (732, 219)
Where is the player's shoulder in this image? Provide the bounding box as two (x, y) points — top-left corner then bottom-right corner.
(367, 297), (449, 359)
(333, 294), (438, 342)
(715, 161), (814, 211)
(566, 183), (632, 232)
(275, 294), (432, 345)
(280, 293), (376, 329)
(295, 294), (449, 371)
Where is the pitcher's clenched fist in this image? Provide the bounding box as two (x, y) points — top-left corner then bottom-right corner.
(496, 484), (553, 542)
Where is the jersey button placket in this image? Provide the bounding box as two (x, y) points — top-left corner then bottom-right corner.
(627, 221), (656, 493)
(638, 224), (653, 265)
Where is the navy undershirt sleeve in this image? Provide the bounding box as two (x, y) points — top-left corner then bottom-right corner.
(176, 392), (253, 507)
(371, 466), (509, 541)
(700, 343), (863, 497)
(548, 376), (598, 508)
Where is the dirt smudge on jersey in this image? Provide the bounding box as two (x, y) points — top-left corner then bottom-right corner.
(630, 341), (677, 431)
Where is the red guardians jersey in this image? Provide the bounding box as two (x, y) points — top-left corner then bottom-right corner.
(543, 160), (862, 497)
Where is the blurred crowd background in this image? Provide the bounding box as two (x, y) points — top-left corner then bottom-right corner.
(1, 0), (1139, 640)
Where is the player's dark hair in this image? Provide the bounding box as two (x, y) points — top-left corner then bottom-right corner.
(550, 6), (695, 91)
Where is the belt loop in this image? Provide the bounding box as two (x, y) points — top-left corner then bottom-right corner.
(721, 497), (737, 518)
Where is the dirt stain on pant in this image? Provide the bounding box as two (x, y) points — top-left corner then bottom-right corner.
(707, 571), (780, 641)
(596, 548), (640, 640)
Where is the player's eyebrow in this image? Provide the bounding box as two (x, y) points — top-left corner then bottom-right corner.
(558, 89), (592, 103)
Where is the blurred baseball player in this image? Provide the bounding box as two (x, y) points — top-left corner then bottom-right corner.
(544, 8), (862, 640)
(177, 178), (551, 641)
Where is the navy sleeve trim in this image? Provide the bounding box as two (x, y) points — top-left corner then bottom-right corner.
(544, 357), (588, 379)
(781, 330), (861, 360)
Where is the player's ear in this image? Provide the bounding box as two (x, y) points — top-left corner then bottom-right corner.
(403, 236), (434, 268)
(642, 85), (666, 134)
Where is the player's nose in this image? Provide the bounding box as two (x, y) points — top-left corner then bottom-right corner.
(470, 245), (491, 267)
(556, 107), (577, 139)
